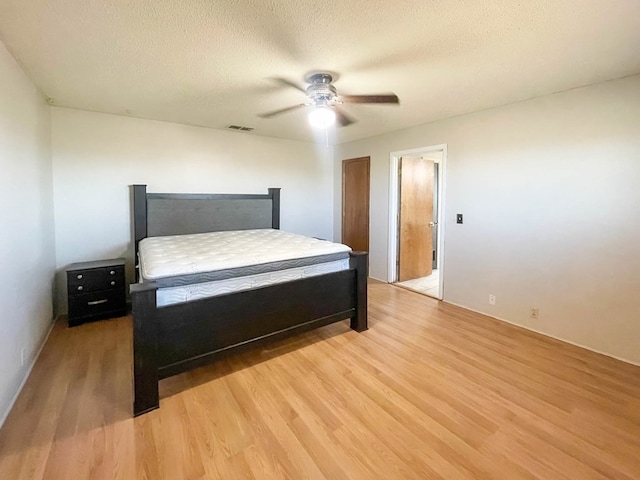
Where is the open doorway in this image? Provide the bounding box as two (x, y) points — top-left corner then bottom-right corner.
(388, 145), (446, 299)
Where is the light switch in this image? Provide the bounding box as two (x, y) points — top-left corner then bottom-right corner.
(456, 214), (463, 224)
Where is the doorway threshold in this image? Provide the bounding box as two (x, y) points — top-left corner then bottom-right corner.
(394, 270), (440, 299)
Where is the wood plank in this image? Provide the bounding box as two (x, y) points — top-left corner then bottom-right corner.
(1, 283), (639, 479)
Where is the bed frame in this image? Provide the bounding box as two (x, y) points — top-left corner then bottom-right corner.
(130, 185), (368, 416)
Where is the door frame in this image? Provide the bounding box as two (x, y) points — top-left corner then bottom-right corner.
(388, 144), (447, 299)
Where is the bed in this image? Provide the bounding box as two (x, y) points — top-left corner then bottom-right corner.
(130, 185), (368, 416)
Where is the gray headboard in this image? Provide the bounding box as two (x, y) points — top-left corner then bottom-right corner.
(132, 185), (281, 275)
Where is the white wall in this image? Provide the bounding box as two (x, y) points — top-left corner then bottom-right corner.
(335, 75), (640, 365)
(0, 42), (56, 424)
(51, 108), (335, 313)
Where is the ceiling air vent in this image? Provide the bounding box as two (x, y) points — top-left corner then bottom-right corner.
(226, 125), (254, 132)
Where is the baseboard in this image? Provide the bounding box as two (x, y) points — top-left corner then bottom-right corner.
(0, 315), (58, 429)
(442, 300), (640, 368)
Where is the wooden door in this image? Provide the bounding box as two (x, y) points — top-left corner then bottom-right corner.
(342, 157), (370, 252)
(398, 157), (434, 281)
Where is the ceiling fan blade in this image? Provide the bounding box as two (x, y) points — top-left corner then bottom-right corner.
(270, 77), (307, 93)
(340, 94), (400, 104)
(258, 103), (307, 118)
(335, 106), (356, 127)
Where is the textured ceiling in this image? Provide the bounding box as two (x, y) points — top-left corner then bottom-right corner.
(1, 0), (639, 144)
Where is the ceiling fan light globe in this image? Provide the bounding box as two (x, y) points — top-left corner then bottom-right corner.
(308, 107), (336, 128)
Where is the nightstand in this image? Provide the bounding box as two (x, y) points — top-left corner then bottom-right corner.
(66, 258), (127, 326)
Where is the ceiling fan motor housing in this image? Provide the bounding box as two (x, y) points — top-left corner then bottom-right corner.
(306, 73), (338, 105)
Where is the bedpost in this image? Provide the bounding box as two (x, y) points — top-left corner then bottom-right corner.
(269, 187), (281, 229)
(131, 282), (160, 416)
(132, 185), (148, 282)
(349, 251), (368, 332)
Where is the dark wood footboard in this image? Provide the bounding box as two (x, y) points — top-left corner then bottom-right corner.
(131, 251), (368, 416)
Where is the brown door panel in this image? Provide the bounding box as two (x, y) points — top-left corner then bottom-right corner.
(342, 157), (370, 252)
(398, 157), (433, 281)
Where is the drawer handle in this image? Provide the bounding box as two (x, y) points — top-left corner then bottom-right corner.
(77, 274), (83, 279)
(110, 270), (115, 275)
(110, 281), (116, 286)
(87, 299), (108, 306)
(77, 286), (83, 291)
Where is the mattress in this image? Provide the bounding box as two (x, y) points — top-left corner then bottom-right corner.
(138, 229), (352, 305)
(156, 258), (350, 307)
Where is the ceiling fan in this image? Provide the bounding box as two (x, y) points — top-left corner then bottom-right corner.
(258, 72), (400, 127)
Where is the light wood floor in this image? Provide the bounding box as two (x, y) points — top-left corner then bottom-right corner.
(1, 283), (639, 480)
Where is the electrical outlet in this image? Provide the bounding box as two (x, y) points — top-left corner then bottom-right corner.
(489, 294), (496, 305)
(20, 348), (26, 367)
(530, 307), (539, 319)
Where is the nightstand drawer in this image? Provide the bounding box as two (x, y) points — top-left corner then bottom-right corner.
(68, 265), (124, 293)
(66, 258), (127, 326)
(68, 289), (126, 321)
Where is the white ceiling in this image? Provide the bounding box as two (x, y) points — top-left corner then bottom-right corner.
(1, 0), (639, 144)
